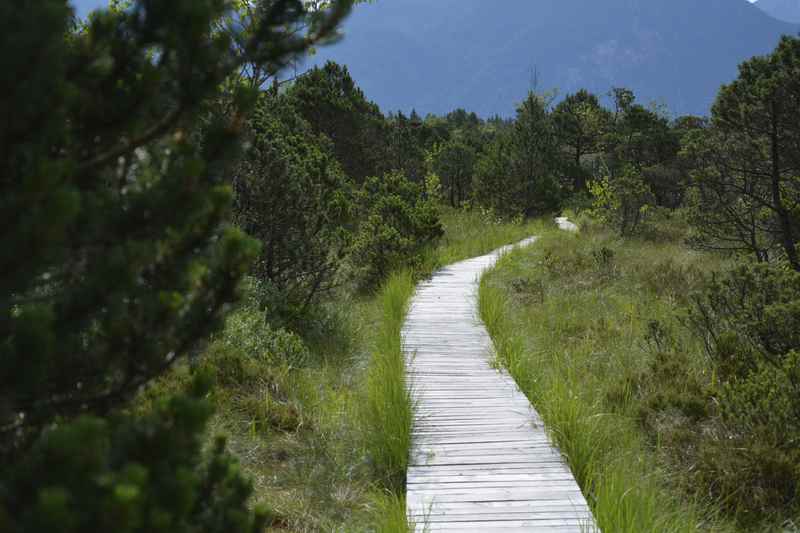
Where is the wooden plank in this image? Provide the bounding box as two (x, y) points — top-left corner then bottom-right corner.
(407, 489), (588, 505)
(408, 499), (590, 512)
(408, 464), (572, 473)
(416, 521), (587, 533)
(416, 512), (593, 522)
(403, 237), (598, 530)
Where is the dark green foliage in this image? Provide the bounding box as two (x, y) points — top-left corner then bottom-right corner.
(444, 109), (481, 130)
(4, 0), (254, 457)
(508, 93), (563, 215)
(473, 92), (562, 218)
(386, 111), (433, 183)
(0, 377), (265, 533)
(552, 89), (610, 192)
(429, 139), (477, 208)
(685, 36), (800, 269)
(0, 0), (350, 529)
(473, 132), (517, 216)
(606, 90), (678, 173)
(601, 89), (683, 209)
(683, 264), (800, 519)
(579, 88), (698, 236)
(232, 92), (355, 320)
(288, 61), (386, 182)
(688, 264), (800, 394)
(638, 264), (800, 521)
(351, 171), (443, 289)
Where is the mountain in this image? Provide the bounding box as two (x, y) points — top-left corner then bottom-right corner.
(754, 0), (800, 23)
(307, 0), (798, 117)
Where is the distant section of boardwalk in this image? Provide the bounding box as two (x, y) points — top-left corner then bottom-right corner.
(403, 238), (596, 532)
(555, 217), (579, 233)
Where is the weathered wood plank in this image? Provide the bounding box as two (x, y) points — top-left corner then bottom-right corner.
(404, 237), (597, 531)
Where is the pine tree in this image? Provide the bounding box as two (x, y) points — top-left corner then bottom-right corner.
(508, 92), (562, 216)
(232, 92), (355, 320)
(0, 0), (350, 530)
(685, 36), (800, 269)
(552, 89), (609, 191)
(288, 61), (386, 182)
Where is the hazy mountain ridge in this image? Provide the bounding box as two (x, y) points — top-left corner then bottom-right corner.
(755, 0), (800, 23)
(309, 0), (798, 117)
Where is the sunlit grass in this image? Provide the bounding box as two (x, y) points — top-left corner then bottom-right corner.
(140, 208), (548, 531)
(480, 226), (736, 532)
(361, 269), (415, 490)
(372, 493), (416, 533)
(434, 207), (547, 266)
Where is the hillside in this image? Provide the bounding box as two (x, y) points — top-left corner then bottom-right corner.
(755, 0), (800, 23)
(308, 0), (798, 117)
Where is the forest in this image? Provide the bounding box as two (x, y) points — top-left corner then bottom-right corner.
(1, 1), (799, 532)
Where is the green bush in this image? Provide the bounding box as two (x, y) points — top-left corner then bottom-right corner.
(688, 264), (800, 383)
(288, 61), (387, 183)
(0, 377), (265, 533)
(212, 294), (312, 370)
(473, 93), (563, 218)
(588, 165), (656, 236)
(0, 0), (350, 529)
(233, 93), (355, 322)
(682, 264), (800, 519)
(350, 171), (443, 289)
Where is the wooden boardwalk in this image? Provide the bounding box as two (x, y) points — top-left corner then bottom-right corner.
(403, 238), (596, 532)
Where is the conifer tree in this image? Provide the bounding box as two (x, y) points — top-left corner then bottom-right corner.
(288, 61), (386, 182)
(0, 0), (350, 530)
(552, 89), (609, 191)
(685, 36), (800, 269)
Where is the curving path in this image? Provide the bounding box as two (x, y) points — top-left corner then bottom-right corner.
(403, 236), (596, 532)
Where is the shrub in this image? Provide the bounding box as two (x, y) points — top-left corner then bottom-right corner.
(287, 61), (387, 183)
(629, 260), (800, 524)
(684, 264), (800, 519)
(588, 165), (656, 236)
(0, 376), (266, 533)
(350, 171), (443, 289)
(210, 305), (311, 370)
(688, 264), (800, 381)
(232, 93), (355, 322)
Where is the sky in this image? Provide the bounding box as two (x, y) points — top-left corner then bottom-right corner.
(72, 0), (105, 18)
(71, 0), (764, 18)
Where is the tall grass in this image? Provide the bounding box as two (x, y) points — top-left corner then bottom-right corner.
(372, 493), (415, 533)
(479, 227), (735, 532)
(361, 208), (546, 490)
(357, 209), (545, 530)
(140, 209), (545, 531)
(362, 269), (416, 491)
(435, 207), (546, 266)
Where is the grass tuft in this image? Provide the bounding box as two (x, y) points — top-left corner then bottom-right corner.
(362, 269), (416, 490)
(372, 493), (414, 532)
